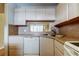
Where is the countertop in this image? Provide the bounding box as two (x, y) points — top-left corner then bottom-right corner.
(9, 34), (55, 39)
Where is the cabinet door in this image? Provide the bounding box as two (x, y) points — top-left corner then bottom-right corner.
(68, 4), (79, 19)
(14, 8), (26, 25)
(9, 36), (23, 56)
(24, 37), (39, 56)
(56, 4), (68, 25)
(40, 37), (54, 56)
(55, 40), (64, 56)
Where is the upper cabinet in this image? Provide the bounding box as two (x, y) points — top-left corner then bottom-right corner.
(54, 3), (79, 26)
(14, 8), (26, 25)
(14, 7), (56, 25)
(68, 3), (79, 19)
(25, 8), (56, 20)
(55, 3), (68, 25)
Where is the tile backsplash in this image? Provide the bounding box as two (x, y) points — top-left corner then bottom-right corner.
(18, 27), (29, 34)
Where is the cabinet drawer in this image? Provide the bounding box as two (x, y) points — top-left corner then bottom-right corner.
(55, 40), (64, 54)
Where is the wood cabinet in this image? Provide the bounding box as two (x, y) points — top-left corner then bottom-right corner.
(24, 37), (39, 56)
(54, 40), (64, 56)
(14, 8), (26, 25)
(40, 37), (54, 56)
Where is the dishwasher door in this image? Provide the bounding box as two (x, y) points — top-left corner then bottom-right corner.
(24, 37), (39, 56)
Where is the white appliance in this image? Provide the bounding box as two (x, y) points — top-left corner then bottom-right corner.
(24, 37), (39, 56)
(64, 41), (79, 56)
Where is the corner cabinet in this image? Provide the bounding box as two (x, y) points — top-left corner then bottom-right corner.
(14, 8), (26, 25)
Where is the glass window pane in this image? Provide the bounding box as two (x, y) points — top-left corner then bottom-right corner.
(30, 24), (44, 32)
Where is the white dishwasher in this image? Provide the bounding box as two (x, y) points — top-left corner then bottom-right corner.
(24, 37), (39, 56)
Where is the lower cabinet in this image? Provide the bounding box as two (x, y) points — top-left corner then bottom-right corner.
(9, 36), (54, 56)
(54, 40), (64, 56)
(9, 36), (24, 56)
(40, 37), (54, 56)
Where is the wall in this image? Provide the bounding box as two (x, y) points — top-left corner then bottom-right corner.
(6, 4), (16, 24)
(18, 22), (52, 34)
(59, 23), (79, 38)
(0, 4), (5, 47)
(18, 27), (29, 34)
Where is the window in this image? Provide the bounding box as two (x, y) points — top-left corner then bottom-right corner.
(30, 24), (43, 32)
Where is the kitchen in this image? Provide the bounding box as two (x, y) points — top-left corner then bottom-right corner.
(0, 3), (79, 56)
